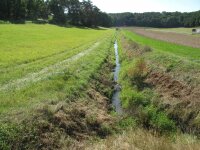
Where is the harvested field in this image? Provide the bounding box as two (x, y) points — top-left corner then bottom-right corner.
(129, 28), (200, 48)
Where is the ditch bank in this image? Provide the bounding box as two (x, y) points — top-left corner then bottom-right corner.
(120, 32), (200, 137)
(0, 40), (121, 150)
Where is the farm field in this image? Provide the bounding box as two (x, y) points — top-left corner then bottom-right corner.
(147, 27), (200, 35)
(123, 29), (200, 59)
(128, 27), (200, 48)
(1, 24), (200, 149)
(0, 24), (114, 115)
(1, 0), (200, 149)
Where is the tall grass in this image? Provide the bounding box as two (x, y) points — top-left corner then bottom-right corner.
(118, 34), (176, 134)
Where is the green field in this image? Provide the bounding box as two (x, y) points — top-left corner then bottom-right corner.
(1, 24), (200, 149)
(0, 24), (114, 115)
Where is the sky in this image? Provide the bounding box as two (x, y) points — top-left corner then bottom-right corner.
(90, 0), (200, 13)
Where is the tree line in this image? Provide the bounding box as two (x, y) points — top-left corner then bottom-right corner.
(110, 11), (200, 28)
(0, 0), (113, 27)
(1, 0), (200, 28)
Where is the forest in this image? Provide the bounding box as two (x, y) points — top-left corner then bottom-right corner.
(0, 0), (200, 27)
(110, 11), (200, 27)
(0, 0), (113, 27)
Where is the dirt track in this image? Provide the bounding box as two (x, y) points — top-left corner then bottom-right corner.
(129, 28), (200, 48)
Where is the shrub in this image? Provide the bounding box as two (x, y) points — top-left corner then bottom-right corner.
(127, 58), (148, 89)
(0, 124), (22, 150)
(166, 63), (174, 72)
(0, 20), (10, 24)
(128, 40), (140, 50)
(125, 50), (135, 60)
(152, 112), (176, 133)
(121, 88), (144, 108)
(33, 19), (48, 24)
(100, 123), (114, 136)
(129, 91), (150, 107)
(143, 45), (152, 52)
(117, 117), (137, 129)
(144, 105), (176, 133)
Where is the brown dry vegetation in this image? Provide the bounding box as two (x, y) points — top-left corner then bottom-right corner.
(146, 71), (200, 101)
(3, 50), (118, 150)
(85, 128), (200, 150)
(129, 28), (200, 48)
(80, 33), (200, 150)
(120, 32), (200, 136)
(145, 71), (200, 134)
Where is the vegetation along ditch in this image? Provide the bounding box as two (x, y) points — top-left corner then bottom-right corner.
(1, 0), (200, 149)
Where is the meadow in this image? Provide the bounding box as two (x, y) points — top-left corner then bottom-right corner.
(1, 24), (200, 149)
(0, 24), (114, 116)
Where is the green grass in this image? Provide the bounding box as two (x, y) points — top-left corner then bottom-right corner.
(117, 34), (176, 134)
(0, 24), (111, 68)
(0, 37), (114, 114)
(123, 29), (200, 87)
(0, 24), (113, 84)
(0, 24), (114, 116)
(123, 30), (200, 61)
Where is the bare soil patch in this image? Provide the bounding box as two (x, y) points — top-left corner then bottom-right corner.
(130, 28), (200, 48)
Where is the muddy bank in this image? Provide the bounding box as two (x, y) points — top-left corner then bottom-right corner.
(129, 28), (200, 48)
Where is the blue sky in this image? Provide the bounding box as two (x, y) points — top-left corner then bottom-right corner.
(90, 0), (200, 13)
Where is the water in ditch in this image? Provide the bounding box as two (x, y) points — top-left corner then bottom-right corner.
(112, 40), (123, 114)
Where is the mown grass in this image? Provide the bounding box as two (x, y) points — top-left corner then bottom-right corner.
(0, 35), (116, 149)
(0, 24), (112, 85)
(123, 30), (200, 61)
(0, 36), (114, 116)
(0, 24), (112, 68)
(0, 24), (114, 117)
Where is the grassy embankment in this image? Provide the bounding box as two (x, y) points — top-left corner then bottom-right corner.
(0, 24), (117, 149)
(122, 29), (200, 133)
(123, 29), (200, 86)
(86, 29), (200, 149)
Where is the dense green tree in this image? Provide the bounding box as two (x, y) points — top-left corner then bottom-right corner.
(49, 0), (66, 24)
(110, 11), (200, 28)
